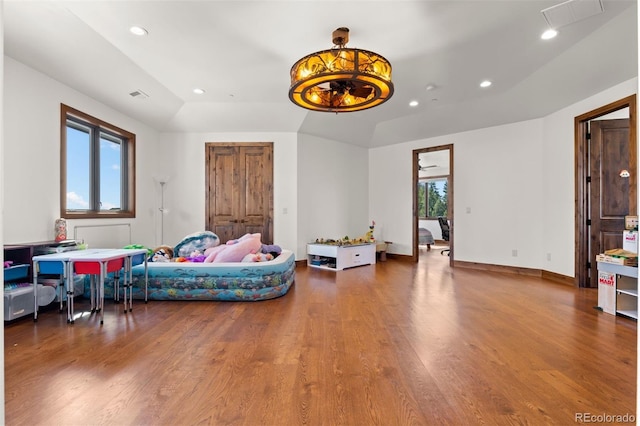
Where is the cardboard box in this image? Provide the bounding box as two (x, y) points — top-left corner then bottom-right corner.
(623, 230), (638, 254)
(597, 271), (616, 315)
(596, 254), (638, 266)
(625, 215), (638, 230)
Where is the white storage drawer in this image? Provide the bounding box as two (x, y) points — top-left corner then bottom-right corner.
(307, 243), (376, 271)
(350, 250), (368, 264)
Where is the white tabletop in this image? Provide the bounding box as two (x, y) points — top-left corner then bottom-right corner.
(68, 248), (148, 263)
(33, 248), (147, 262)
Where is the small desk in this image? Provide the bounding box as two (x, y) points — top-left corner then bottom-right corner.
(32, 248), (148, 324)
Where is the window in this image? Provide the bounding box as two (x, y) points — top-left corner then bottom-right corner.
(417, 177), (448, 219)
(61, 104), (136, 218)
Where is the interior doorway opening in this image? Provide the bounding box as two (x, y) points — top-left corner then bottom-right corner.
(413, 145), (454, 265)
(575, 95), (637, 287)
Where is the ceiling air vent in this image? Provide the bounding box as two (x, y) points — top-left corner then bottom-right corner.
(541, 0), (604, 29)
(129, 89), (149, 99)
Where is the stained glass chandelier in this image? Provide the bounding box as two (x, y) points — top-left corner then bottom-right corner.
(289, 27), (394, 113)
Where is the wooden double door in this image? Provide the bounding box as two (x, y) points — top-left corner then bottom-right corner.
(205, 143), (274, 244)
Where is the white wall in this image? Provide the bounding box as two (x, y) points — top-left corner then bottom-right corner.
(297, 133), (370, 257)
(419, 219), (441, 241)
(3, 57), (161, 247)
(370, 120), (545, 264)
(0, 2), (6, 422)
(156, 132), (298, 255)
(370, 77), (638, 277)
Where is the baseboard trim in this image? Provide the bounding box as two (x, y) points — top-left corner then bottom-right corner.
(301, 255), (575, 285)
(386, 253), (414, 262)
(453, 260), (540, 277)
(540, 270), (575, 286)
(453, 260), (574, 285)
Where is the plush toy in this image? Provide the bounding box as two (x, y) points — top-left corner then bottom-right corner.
(242, 252), (274, 262)
(150, 245), (174, 262)
(261, 244), (282, 257)
(204, 233), (262, 263)
(367, 220), (376, 243)
(184, 250), (207, 262)
(174, 231), (220, 258)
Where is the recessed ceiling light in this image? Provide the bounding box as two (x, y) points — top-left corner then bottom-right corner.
(193, 88), (205, 95)
(541, 29), (558, 40)
(480, 80), (492, 88)
(425, 84), (436, 91)
(129, 26), (148, 36)
(409, 100), (419, 107)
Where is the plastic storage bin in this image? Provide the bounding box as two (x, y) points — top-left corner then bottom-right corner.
(4, 264), (29, 281)
(4, 284), (56, 321)
(39, 275), (86, 302)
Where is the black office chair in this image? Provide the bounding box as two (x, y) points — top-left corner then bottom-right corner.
(438, 217), (450, 256)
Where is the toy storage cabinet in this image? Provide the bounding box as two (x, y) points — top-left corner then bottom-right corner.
(3, 241), (66, 321)
(307, 243), (376, 271)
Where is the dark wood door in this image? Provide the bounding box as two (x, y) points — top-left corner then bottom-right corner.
(588, 118), (634, 287)
(206, 143), (274, 244)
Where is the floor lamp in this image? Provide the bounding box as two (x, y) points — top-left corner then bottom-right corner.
(155, 176), (170, 244)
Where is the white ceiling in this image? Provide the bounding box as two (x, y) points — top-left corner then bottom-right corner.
(4, 0), (637, 148)
(419, 149), (450, 178)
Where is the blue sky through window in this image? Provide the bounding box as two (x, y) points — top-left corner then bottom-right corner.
(100, 137), (121, 210)
(433, 179), (445, 194)
(66, 126), (121, 210)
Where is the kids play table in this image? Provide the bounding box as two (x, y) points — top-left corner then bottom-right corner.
(32, 248), (148, 324)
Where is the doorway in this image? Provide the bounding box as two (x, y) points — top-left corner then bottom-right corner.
(413, 144), (454, 265)
(575, 95), (637, 288)
(205, 142), (274, 244)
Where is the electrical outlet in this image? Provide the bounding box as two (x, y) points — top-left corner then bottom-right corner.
(512, 249), (518, 257)
(546, 253), (551, 261)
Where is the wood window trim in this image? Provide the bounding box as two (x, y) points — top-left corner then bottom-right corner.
(60, 104), (136, 219)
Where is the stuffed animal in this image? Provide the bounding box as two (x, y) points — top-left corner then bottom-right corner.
(261, 244), (282, 256)
(150, 245), (174, 262)
(242, 252), (273, 262)
(174, 231), (220, 258)
(184, 250), (207, 262)
(204, 233), (262, 263)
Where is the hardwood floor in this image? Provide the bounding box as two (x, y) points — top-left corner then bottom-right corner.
(4, 246), (637, 425)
